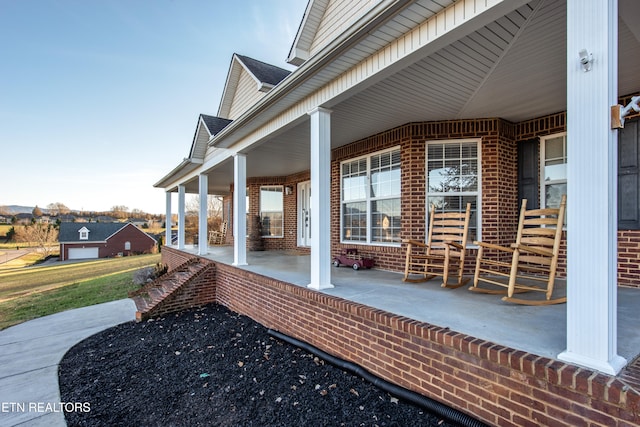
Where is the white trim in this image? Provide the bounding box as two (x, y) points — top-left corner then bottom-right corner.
(425, 138), (482, 246)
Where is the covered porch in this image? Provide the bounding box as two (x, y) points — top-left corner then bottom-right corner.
(155, 0), (640, 381)
(173, 244), (640, 364)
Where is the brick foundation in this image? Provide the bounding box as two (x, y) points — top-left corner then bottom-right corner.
(160, 246), (640, 426)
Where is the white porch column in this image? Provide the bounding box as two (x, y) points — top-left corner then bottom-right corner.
(233, 154), (247, 266)
(165, 191), (172, 246)
(198, 173), (208, 256)
(307, 107), (334, 290)
(177, 184), (186, 250)
(558, 0), (626, 374)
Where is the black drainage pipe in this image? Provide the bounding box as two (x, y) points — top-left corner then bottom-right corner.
(268, 329), (488, 427)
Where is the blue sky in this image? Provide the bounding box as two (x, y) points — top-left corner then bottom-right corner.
(0, 0), (306, 215)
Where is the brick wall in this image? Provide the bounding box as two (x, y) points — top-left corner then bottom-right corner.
(103, 224), (157, 257)
(618, 230), (640, 288)
(162, 248), (640, 426)
(162, 246), (195, 270)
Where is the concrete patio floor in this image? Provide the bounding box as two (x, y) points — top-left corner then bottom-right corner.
(177, 245), (640, 365)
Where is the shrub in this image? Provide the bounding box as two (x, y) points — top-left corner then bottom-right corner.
(132, 263), (167, 286)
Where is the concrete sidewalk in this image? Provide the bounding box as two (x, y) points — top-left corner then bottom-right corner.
(0, 299), (137, 426)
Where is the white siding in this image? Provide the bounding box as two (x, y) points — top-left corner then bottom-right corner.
(228, 68), (266, 120)
(309, 0), (375, 56)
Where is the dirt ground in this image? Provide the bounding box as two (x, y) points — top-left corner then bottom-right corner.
(59, 304), (460, 426)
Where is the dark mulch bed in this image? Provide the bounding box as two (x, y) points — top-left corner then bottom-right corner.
(59, 304), (460, 427)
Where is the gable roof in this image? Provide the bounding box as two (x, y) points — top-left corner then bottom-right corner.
(189, 114), (232, 160)
(217, 54), (291, 119)
(58, 222), (156, 243)
(201, 114), (232, 135)
(235, 55), (290, 87)
(287, 0), (329, 66)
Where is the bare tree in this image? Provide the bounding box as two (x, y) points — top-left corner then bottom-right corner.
(47, 202), (70, 215)
(110, 205), (129, 219)
(14, 223), (59, 258)
(187, 195), (223, 219)
(130, 208), (146, 219)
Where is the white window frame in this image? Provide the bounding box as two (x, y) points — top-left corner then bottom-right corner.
(259, 185), (284, 238)
(425, 138), (482, 245)
(340, 146), (401, 246)
(540, 132), (567, 210)
(79, 227), (89, 240)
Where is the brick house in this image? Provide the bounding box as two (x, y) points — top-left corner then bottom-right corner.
(154, 0), (640, 424)
(58, 222), (156, 260)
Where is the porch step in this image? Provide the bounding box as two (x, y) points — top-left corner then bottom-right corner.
(130, 258), (212, 321)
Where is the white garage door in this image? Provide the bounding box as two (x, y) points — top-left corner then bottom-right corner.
(68, 247), (99, 260)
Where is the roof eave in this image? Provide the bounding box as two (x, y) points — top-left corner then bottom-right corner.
(154, 158), (201, 189)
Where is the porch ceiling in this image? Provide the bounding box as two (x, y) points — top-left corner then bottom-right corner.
(201, 0), (640, 193)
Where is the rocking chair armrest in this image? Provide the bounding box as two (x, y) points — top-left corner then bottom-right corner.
(473, 241), (514, 253)
(511, 243), (553, 257)
(444, 240), (464, 250)
(402, 239), (428, 248)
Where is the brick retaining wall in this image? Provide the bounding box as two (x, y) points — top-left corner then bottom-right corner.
(161, 246), (640, 426)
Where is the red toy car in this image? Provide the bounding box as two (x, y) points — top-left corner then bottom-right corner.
(332, 248), (374, 270)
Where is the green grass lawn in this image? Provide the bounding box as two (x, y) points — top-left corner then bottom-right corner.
(0, 224), (12, 237)
(0, 253), (161, 329)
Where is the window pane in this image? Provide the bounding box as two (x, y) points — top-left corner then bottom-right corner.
(370, 149), (401, 198)
(545, 136), (565, 161)
(427, 141), (479, 241)
(342, 159), (367, 201)
(341, 149), (401, 244)
(342, 202), (367, 241)
(372, 198), (400, 243)
(261, 212), (283, 237)
(260, 186), (283, 237)
(545, 183), (566, 209)
(544, 163), (566, 182)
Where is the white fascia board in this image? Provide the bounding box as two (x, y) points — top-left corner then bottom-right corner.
(217, 54), (242, 118)
(153, 158), (200, 189)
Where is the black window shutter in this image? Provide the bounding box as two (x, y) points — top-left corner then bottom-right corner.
(619, 119), (640, 230)
(518, 138), (539, 209)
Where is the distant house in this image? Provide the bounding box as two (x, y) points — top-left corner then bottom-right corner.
(129, 219), (148, 228)
(57, 214), (76, 223)
(14, 213), (33, 225)
(94, 215), (118, 223)
(58, 222), (157, 261)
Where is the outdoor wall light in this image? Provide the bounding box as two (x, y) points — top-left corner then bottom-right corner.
(578, 49), (593, 72)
